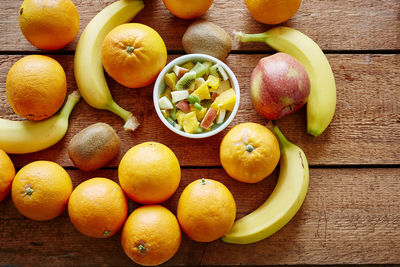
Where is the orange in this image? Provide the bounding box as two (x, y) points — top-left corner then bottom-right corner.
(68, 178), (128, 238)
(6, 55), (67, 121)
(220, 122), (280, 183)
(177, 178), (236, 242)
(0, 149), (15, 202)
(162, 0), (214, 19)
(244, 0), (301, 25)
(11, 161), (72, 221)
(101, 23), (167, 88)
(121, 205), (181, 266)
(118, 142), (181, 204)
(19, 0), (79, 50)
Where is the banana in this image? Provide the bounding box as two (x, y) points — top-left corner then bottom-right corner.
(74, 0), (144, 131)
(234, 27), (336, 136)
(0, 91), (80, 154)
(222, 122), (309, 244)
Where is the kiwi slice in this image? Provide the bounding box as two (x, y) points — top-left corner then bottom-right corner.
(203, 62), (213, 75)
(175, 70), (196, 90)
(210, 64), (229, 81)
(191, 62), (208, 78)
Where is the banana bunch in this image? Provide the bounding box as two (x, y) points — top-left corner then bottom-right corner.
(235, 27), (336, 136)
(0, 91), (80, 154)
(222, 122), (309, 244)
(74, 0), (144, 131)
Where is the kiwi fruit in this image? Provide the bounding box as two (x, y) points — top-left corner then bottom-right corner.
(182, 19), (232, 61)
(191, 62), (208, 77)
(176, 70), (196, 90)
(68, 123), (121, 172)
(210, 64), (229, 80)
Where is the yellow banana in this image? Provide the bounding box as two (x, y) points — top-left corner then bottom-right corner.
(74, 0), (144, 131)
(0, 91), (80, 154)
(235, 27), (336, 136)
(222, 122), (309, 244)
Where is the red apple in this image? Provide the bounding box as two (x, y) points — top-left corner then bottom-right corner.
(250, 52), (310, 120)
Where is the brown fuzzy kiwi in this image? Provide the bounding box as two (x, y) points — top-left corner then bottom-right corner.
(68, 123), (121, 172)
(182, 19), (232, 60)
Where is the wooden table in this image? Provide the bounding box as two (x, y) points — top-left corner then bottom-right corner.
(1, 0), (399, 266)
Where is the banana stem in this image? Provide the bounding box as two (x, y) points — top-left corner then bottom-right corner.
(60, 90), (81, 118)
(106, 101), (140, 132)
(266, 121), (290, 149)
(234, 31), (268, 43)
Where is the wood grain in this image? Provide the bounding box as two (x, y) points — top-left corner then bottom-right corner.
(0, 0), (399, 52)
(0, 168), (399, 266)
(1, 54), (399, 167)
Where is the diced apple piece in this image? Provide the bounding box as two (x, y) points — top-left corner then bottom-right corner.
(176, 100), (190, 113)
(191, 83), (211, 100)
(210, 88), (236, 111)
(206, 75), (221, 92)
(173, 65), (189, 78)
(176, 110), (186, 126)
(216, 109), (226, 124)
(183, 112), (200, 134)
(195, 77), (206, 89)
(159, 96), (173, 109)
(200, 107), (218, 129)
(164, 73), (178, 90)
(171, 90), (189, 103)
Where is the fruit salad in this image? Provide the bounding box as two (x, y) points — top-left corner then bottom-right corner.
(158, 61), (237, 134)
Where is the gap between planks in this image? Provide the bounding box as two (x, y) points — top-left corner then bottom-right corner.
(0, 49), (399, 56)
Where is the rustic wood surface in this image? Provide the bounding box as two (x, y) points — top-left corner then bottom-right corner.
(0, 0), (399, 266)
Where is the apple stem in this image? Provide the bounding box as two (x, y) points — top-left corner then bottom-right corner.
(234, 31), (268, 43)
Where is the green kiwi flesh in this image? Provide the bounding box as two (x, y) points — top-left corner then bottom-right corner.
(175, 70), (196, 90)
(210, 64), (229, 80)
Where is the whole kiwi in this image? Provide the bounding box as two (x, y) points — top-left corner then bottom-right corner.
(68, 123), (121, 172)
(182, 19), (232, 60)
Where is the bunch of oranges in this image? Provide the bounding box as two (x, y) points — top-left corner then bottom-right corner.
(0, 141), (239, 266)
(1, 0), (296, 265)
(1, 120), (281, 266)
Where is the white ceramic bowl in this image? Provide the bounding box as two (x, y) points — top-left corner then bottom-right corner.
(153, 54), (240, 139)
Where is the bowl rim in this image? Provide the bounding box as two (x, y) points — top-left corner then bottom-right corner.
(153, 53), (240, 139)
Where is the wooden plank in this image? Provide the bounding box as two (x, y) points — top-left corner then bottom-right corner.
(0, 0), (399, 52)
(1, 54), (399, 167)
(0, 168), (399, 266)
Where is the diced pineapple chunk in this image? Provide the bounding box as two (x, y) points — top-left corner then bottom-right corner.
(161, 109), (170, 119)
(181, 61), (195, 70)
(194, 77), (206, 89)
(190, 106), (208, 121)
(210, 88), (236, 111)
(215, 80), (231, 94)
(164, 73), (178, 90)
(176, 110), (186, 126)
(206, 75), (221, 92)
(183, 112), (200, 134)
(191, 83), (211, 100)
(159, 96), (174, 109)
(160, 87), (172, 99)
